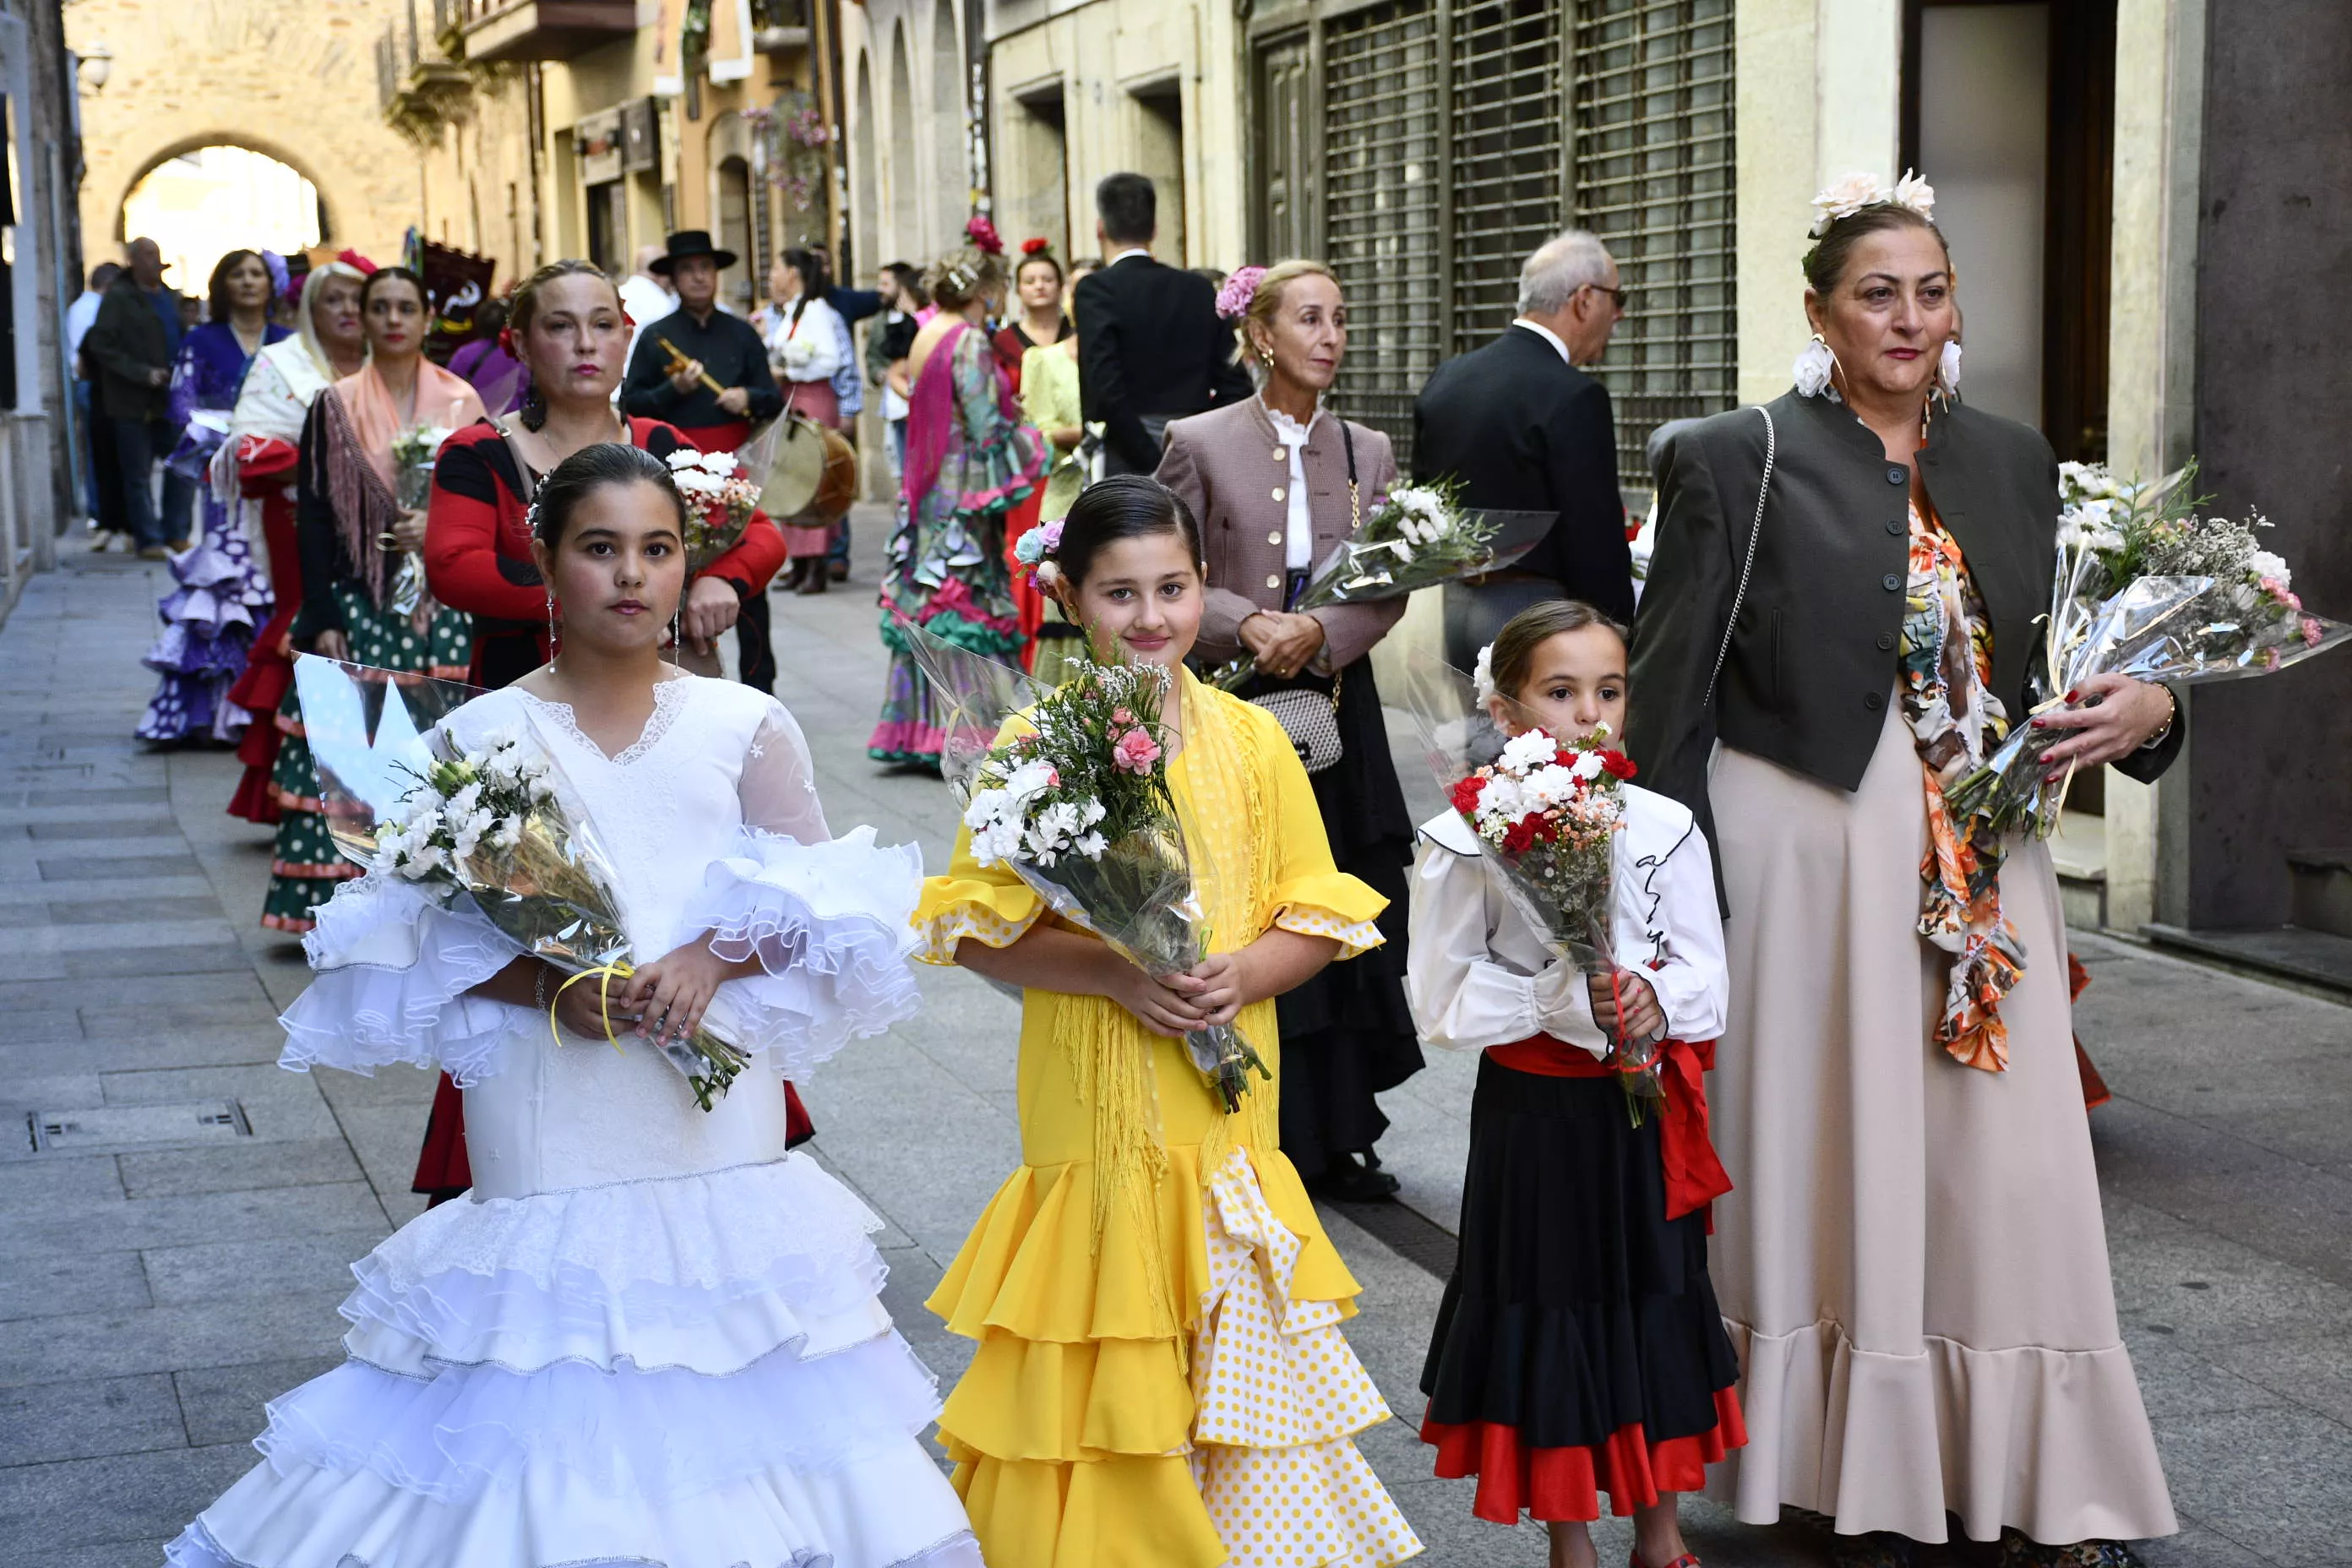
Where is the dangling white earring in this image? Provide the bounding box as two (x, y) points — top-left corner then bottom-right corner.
(1794, 333), (1841, 400)
(1936, 339), (1963, 400)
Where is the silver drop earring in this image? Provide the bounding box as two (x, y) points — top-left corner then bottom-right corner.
(544, 594), (558, 658)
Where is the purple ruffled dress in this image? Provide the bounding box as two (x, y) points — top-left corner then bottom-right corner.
(138, 321), (287, 743)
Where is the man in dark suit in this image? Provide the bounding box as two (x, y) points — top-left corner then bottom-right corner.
(1412, 229), (1632, 665)
(1074, 172), (1254, 475)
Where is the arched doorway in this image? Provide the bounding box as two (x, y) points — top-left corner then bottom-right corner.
(120, 144), (324, 295)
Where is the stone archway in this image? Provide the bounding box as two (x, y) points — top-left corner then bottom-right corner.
(116, 136), (331, 291)
(68, 0), (422, 278)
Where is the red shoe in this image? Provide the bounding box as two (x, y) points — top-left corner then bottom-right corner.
(1632, 1554), (1701, 1568)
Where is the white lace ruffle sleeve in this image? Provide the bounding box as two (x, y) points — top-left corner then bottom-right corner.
(685, 700), (925, 1077)
(278, 873), (535, 1086)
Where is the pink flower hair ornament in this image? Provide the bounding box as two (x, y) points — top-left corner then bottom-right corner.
(1013, 518), (1065, 586)
(1216, 265), (1267, 323)
(965, 215), (1005, 257)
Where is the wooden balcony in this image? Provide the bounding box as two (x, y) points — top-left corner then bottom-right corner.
(448, 0), (638, 63)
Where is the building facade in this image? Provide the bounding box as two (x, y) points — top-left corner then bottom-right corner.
(379, 0), (841, 312)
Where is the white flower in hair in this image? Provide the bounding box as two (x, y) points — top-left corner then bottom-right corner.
(1472, 642), (1498, 705)
(1810, 169), (1937, 238)
(1893, 169), (1937, 221)
(1810, 172), (1883, 237)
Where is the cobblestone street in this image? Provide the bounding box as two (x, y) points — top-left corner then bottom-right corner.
(2, 520), (2348, 1567)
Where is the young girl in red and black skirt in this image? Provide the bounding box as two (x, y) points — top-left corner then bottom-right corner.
(1407, 599), (1745, 1568)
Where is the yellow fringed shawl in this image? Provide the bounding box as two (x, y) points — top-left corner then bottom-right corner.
(912, 669), (1386, 1334)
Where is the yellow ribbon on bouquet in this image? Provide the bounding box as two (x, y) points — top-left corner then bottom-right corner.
(549, 961), (636, 1054)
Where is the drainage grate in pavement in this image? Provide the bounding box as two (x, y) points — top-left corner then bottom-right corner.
(29, 1100), (252, 1152)
(1316, 1195), (1459, 1281)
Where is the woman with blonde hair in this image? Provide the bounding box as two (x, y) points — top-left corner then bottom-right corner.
(1155, 258), (1424, 1201)
(222, 258), (370, 822)
(868, 240), (1044, 764)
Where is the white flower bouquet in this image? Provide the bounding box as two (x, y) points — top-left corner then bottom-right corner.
(385, 423), (455, 617)
(1946, 460), (2350, 836)
(1210, 479), (1549, 689)
(903, 623), (1270, 1112)
(296, 656), (756, 1109)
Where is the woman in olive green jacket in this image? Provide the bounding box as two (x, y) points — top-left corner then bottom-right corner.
(1630, 188), (2180, 1568)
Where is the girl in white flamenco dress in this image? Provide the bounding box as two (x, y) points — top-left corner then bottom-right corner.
(166, 444), (982, 1568)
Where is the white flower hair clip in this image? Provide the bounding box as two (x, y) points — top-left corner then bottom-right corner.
(1808, 169), (1936, 239)
(1472, 642), (1498, 705)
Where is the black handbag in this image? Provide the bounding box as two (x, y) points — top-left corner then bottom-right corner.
(1239, 422), (1357, 774)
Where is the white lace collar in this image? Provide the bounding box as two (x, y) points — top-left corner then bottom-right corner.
(517, 676), (694, 765)
(1262, 397), (1323, 447)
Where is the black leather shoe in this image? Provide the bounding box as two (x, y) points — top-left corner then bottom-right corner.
(1307, 1152), (1400, 1203)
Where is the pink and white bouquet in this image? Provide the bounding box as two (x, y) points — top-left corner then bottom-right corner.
(916, 632), (1269, 1112)
(664, 446), (763, 573)
(1946, 460), (2349, 836)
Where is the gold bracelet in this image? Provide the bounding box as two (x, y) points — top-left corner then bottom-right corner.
(2139, 686), (2178, 750)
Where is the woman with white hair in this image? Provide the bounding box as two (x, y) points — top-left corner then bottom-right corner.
(222, 258), (370, 825)
(1411, 227), (1633, 667)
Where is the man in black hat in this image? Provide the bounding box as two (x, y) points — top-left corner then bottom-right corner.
(621, 230), (783, 453)
(622, 230), (787, 689)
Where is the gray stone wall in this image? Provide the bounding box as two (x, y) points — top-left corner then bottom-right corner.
(2186, 0), (2352, 926)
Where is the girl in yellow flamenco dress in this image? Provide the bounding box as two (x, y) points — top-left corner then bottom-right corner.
(913, 475), (1425, 1568)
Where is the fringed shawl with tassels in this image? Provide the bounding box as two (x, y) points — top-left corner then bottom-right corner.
(913, 668), (1390, 1334)
(318, 360), (485, 608)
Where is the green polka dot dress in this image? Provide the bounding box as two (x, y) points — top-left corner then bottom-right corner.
(262, 586), (473, 934)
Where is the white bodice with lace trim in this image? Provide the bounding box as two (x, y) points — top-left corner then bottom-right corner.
(281, 674), (923, 1201)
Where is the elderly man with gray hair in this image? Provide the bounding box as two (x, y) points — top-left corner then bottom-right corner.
(1411, 227), (1632, 665)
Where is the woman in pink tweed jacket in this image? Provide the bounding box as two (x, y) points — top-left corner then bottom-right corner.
(1153, 259), (1424, 1204)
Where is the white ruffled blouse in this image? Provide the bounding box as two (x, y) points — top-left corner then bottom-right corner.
(279, 673), (924, 1199)
(1405, 782), (1729, 1060)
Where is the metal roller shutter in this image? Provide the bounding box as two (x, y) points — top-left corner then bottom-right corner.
(1321, 0), (1443, 458)
(1571, 0), (1737, 489)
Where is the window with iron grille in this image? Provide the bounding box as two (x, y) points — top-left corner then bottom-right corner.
(1571, 0), (1737, 489)
(1449, 0), (1565, 351)
(1323, 1), (1444, 453)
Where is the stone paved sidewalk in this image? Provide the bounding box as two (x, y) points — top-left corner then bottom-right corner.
(2, 520), (2347, 1567)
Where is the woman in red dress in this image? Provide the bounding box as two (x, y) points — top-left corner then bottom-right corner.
(223, 262), (369, 822)
(415, 258), (800, 1204)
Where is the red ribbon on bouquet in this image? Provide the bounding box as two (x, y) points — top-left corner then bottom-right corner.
(1488, 1032), (1733, 1225)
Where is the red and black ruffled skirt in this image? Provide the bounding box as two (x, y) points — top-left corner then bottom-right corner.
(1419, 1048), (1746, 1522)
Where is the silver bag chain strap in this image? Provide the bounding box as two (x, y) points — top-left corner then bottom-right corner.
(1701, 405), (1775, 713)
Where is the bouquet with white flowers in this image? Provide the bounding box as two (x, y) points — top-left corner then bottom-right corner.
(1207, 479), (1549, 689)
(296, 656), (756, 1110)
(384, 423), (456, 617)
(1946, 460), (2350, 836)
(664, 445), (764, 573)
(903, 621), (1270, 1113)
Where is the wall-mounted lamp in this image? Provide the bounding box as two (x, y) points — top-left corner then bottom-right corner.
(78, 43), (112, 95)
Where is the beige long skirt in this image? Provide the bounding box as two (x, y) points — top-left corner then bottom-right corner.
(1706, 707), (2177, 1546)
